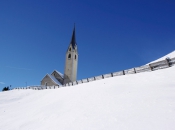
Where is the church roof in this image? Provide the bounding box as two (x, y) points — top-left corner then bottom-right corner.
(47, 74), (62, 85)
(52, 70), (64, 78)
(70, 25), (77, 49)
(41, 73), (62, 86)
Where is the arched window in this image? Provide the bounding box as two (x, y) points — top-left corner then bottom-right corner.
(69, 48), (71, 51)
(68, 54), (71, 58)
(75, 55), (76, 59)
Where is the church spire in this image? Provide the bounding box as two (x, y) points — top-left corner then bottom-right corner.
(64, 25), (78, 84)
(70, 24), (76, 49)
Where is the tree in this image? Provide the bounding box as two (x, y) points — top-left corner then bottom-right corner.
(2, 86), (10, 91)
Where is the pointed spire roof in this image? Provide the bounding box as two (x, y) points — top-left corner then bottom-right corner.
(70, 25), (77, 49)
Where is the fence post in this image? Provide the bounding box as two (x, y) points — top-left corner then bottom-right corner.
(87, 78), (89, 82)
(166, 58), (170, 67)
(111, 73), (113, 77)
(102, 75), (104, 79)
(134, 68), (136, 73)
(149, 64), (153, 71)
(123, 70), (125, 75)
(81, 80), (83, 83)
(94, 77), (96, 80)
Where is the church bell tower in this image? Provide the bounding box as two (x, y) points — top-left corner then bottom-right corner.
(64, 26), (78, 84)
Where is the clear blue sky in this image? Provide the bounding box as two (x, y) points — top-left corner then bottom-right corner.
(0, 0), (175, 89)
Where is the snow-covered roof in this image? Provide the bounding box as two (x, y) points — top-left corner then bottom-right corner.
(47, 74), (62, 85)
(52, 70), (64, 78)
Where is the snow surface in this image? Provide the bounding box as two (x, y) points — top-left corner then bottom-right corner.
(149, 50), (175, 63)
(0, 52), (175, 130)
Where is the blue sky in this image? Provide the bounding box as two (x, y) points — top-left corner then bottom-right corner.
(0, 0), (175, 89)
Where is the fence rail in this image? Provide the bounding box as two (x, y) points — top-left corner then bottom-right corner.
(135, 65), (151, 73)
(13, 57), (175, 90)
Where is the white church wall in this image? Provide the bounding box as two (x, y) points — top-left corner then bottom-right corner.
(72, 50), (78, 82)
(64, 44), (78, 84)
(41, 75), (58, 86)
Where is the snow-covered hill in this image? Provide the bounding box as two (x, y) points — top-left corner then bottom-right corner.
(0, 51), (175, 130)
(149, 50), (175, 63)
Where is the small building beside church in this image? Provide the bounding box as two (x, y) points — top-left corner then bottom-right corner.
(41, 26), (78, 86)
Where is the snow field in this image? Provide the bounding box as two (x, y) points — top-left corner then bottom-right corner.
(0, 50), (175, 130)
(0, 65), (175, 130)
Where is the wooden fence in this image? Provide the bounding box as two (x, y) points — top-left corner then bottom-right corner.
(13, 57), (175, 90)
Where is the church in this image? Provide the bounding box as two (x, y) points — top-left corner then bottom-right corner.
(40, 26), (78, 86)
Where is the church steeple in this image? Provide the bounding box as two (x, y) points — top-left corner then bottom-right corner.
(64, 25), (78, 84)
(70, 25), (76, 49)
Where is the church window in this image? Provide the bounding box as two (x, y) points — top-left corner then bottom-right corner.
(75, 55), (76, 59)
(69, 48), (71, 51)
(68, 54), (71, 58)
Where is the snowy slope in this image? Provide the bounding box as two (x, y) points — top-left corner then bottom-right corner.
(149, 50), (175, 63)
(0, 52), (175, 130)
